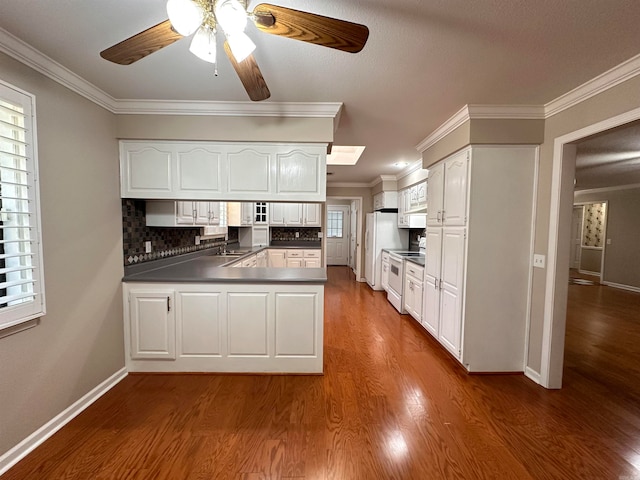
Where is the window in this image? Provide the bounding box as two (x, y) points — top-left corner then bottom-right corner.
(326, 211), (343, 238)
(0, 80), (45, 331)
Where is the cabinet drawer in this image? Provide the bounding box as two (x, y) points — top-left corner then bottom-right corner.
(287, 250), (303, 258)
(304, 250), (320, 258)
(405, 263), (424, 279)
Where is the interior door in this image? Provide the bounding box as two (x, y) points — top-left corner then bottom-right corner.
(570, 205), (584, 269)
(326, 205), (350, 265)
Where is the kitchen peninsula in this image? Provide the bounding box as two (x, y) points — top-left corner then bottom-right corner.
(123, 247), (325, 374)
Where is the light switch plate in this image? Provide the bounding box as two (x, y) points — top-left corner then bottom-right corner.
(145, 241), (152, 253)
(195, 235), (201, 246)
(533, 254), (546, 269)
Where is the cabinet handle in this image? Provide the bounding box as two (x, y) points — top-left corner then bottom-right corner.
(437, 210), (441, 222)
(434, 279), (438, 290)
(441, 210), (445, 222)
(167, 297), (171, 312)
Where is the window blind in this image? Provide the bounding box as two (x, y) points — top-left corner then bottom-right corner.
(0, 81), (45, 330)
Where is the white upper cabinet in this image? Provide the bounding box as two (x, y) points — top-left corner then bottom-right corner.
(284, 203), (303, 226)
(373, 191), (398, 211)
(176, 145), (224, 198)
(269, 203), (286, 225)
(303, 203), (322, 227)
(120, 141), (327, 202)
(427, 151), (467, 226)
(121, 143), (173, 197)
(227, 147), (271, 196)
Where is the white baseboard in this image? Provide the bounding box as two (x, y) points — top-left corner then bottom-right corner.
(577, 269), (601, 277)
(0, 367), (128, 476)
(602, 281), (640, 294)
(525, 366), (542, 385)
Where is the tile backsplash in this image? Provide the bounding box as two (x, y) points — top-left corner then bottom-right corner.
(270, 227), (321, 242)
(122, 199), (238, 266)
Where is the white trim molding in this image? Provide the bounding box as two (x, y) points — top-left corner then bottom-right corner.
(545, 53), (640, 118)
(0, 367), (128, 476)
(415, 105), (545, 153)
(602, 281), (640, 294)
(542, 104), (640, 389)
(575, 182), (640, 196)
(327, 182), (371, 189)
(525, 366), (542, 384)
(0, 27), (116, 112)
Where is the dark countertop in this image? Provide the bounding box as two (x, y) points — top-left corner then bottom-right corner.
(405, 256), (425, 267)
(123, 245), (326, 284)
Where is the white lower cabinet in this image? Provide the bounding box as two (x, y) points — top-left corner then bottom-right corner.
(420, 145), (538, 373)
(128, 290), (176, 360)
(403, 262), (424, 322)
(268, 250), (286, 267)
(124, 282), (324, 373)
(256, 250), (267, 267)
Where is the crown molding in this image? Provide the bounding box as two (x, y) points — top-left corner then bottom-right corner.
(545, 53), (640, 118)
(396, 159), (425, 180)
(574, 182), (640, 195)
(327, 182), (372, 189)
(0, 27), (344, 121)
(415, 104), (546, 153)
(113, 99), (344, 118)
(0, 27), (117, 112)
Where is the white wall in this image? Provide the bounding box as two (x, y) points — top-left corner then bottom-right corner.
(0, 52), (124, 457)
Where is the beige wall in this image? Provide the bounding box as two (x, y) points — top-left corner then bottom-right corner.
(526, 75), (640, 374)
(397, 168), (428, 190)
(575, 187), (640, 288)
(117, 114), (334, 144)
(0, 53), (124, 456)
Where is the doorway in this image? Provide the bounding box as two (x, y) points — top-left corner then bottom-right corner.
(325, 196), (363, 280)
(543, 107), (640, 388)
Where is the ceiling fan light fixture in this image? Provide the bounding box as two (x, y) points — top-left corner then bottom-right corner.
(189, 25), (217, 63)
(215, 0), (248, 34)
(226, 31), (256, 62)
(166, 0), (204, 36)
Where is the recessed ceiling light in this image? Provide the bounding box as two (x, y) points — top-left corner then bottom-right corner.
(327, 146), (365, 165)
(394, 161), (409, 168)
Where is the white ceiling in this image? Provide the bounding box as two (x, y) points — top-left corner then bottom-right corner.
(2, 0), (640, 184)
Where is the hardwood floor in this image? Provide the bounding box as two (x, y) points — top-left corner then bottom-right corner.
(4, 267), (640, 479)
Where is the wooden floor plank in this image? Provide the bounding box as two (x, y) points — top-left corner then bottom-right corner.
(4, 266), (640, 479)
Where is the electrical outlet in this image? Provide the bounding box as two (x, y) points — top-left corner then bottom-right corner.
(607, 238), (612, 245)
(318, 232), (323, 238)
(195, 235), (201, 246)
(533, 254), (546, 269)
(295, 232), (300, 238)
(145, 241), (151, 253)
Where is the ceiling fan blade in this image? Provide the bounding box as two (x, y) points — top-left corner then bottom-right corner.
(100, 20), (183, 65)
(252, 4), (369, 53)
(224, 42), (271, 101)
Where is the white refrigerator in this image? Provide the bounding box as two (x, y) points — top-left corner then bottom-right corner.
(365, 212), (408, 290)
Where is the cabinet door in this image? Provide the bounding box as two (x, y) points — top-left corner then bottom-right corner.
(373, 192), (382, 211)
(178, 291), (222, 356)
(287, 258), (304, 268)
(176, 201), (196, 225)
(276, 148), (324, 198)
(269, 203), (285, 225)
(303, 203), (321, 227)
(409, 185), (419, 209)
(209, 202), (221, 225)
(129, 291), (176, 359)
(268, 250), (286, 267)
(176, 144), (223, 198)
(304, 259), (321, 268)
(413, 279), (423, 323)
(227, 148), (271, 196)
(252, 226), (269, 247)
(443, 150), (469, 226)
(241, 202), (254, 225)
(120, 143), (173, 198)
(397, 190), (406, 227)
(404, 275), (414, 315)
(438, 228), (465, 358)
(427, 163), (444, 226)
(254, 202), (268, 224)
(423, 228), (442, 337)
(284, 203), (303, 226)
(417, 181), (427, 206)
(256, 252), (268, 267)
(194, 202), (211, 225)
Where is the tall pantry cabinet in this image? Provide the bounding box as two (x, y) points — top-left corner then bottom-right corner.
(423, 145), (538, 373)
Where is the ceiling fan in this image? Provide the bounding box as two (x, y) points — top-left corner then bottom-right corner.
(100, 0), (369, 101)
